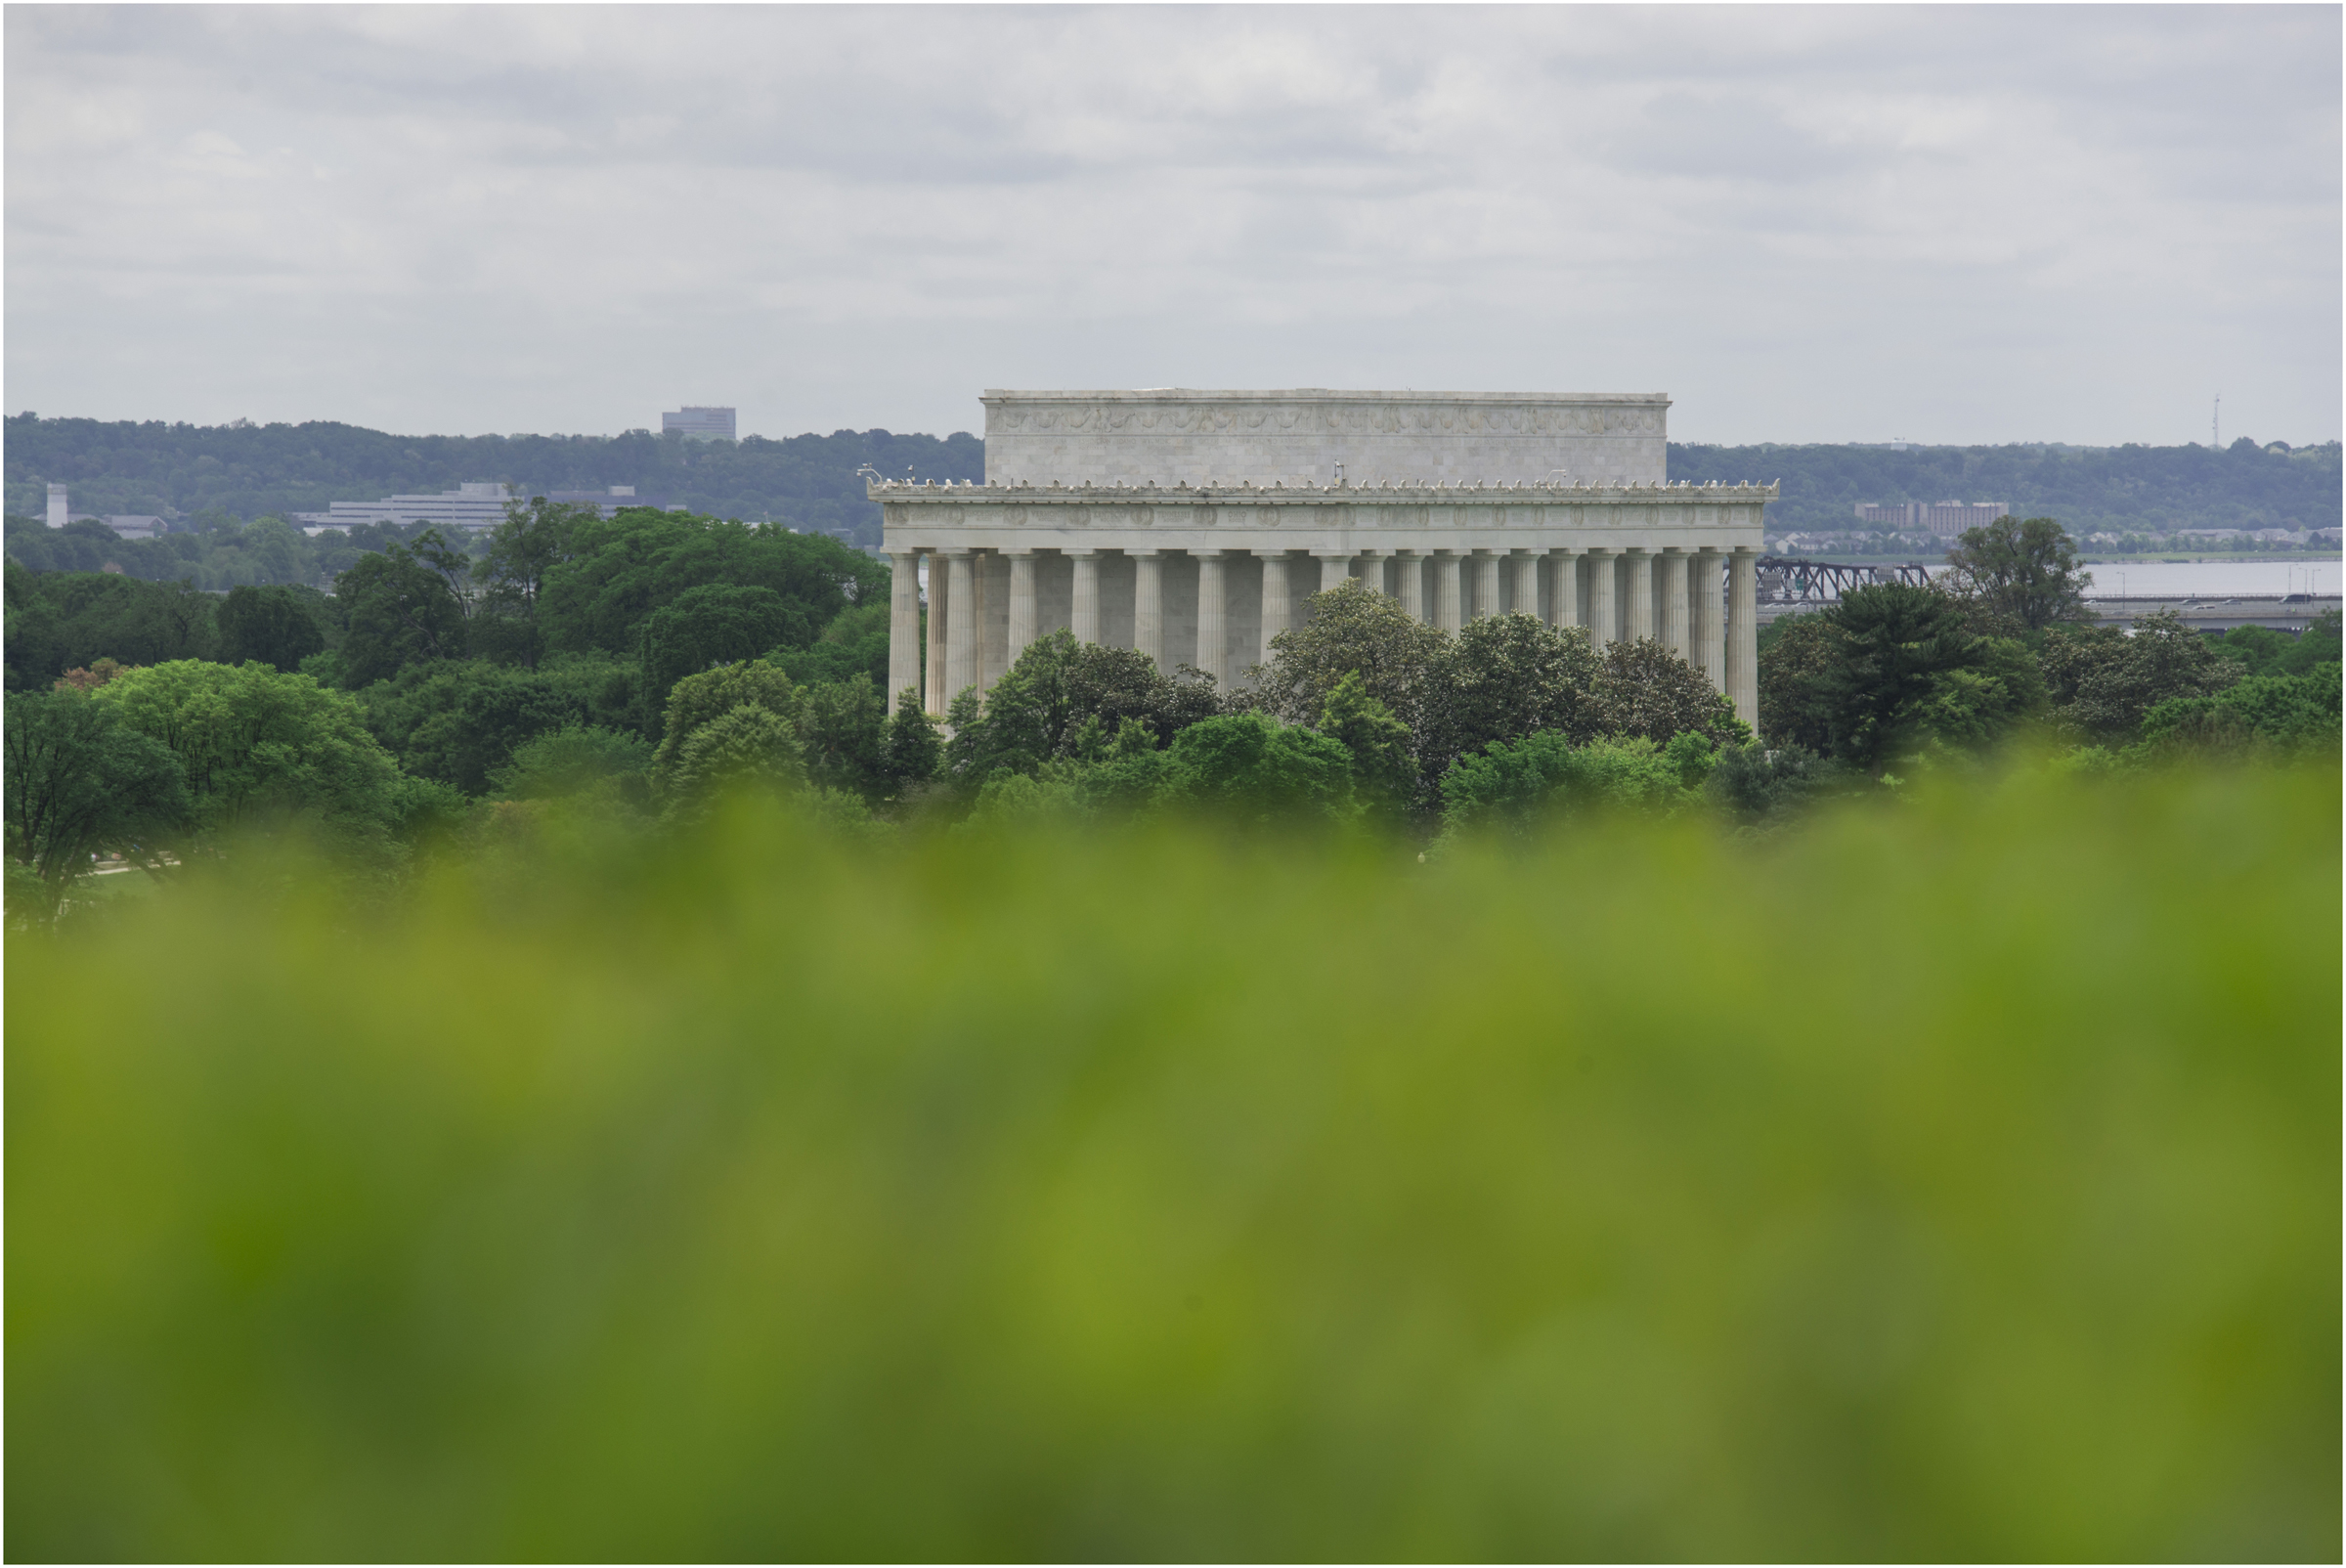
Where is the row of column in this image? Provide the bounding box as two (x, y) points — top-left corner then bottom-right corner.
(890, 544), (1760, 728)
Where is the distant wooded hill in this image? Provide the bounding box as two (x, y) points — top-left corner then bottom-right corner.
(2, 414), (984, 547)
(5, 413), (2335, 544)
(1669, 439), (2341, 537)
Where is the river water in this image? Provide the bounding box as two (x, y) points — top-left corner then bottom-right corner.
(2076, 560), (2340, 598)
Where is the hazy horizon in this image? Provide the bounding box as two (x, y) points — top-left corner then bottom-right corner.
(13, 409), (2333, 454)
(8, 6), (2339, 449)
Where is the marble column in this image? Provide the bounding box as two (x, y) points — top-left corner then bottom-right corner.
(1728, 548), (1760, 729)
(1585, 548), (1618, 645)
(1432, 550), (1463, 632)
(1396, 548), (1426, 623)
(1311, 551), (1350, 617)
(1508, 549), (1540, 616)
(942, 548), (977, 704)
(1624, 549), (1655, 642)
(1549, 547), (1581, 630)
(1195, 549), (1228, 684)
(1694, 548), (1725, 693)
(1658, 548), (1690, 662)
(923, 549), (948, 715)
(1004, 550), (1038, 672)
(972, 549), (991, 688)
(1355, 549), (1383, 594)
(1132, 549), (1164, 673)
(888, 549), (921, 712)
(1069, 549), (1102, 645)
(1260, 550), (1293, 664)
(1471, 549), (1501, 622)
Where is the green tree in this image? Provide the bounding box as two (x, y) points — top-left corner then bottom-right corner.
(1438, 731), (1708, 842)
(1158, 713), (1357, 824)
(335, 530), (471, 685)
(4, 564), (221, 689)
(4, 688), (192, 913)
(1943, 516), (2092, 631)
(638, 584), (810, 709)
(539, 508), (881, 661)
(2281, 609), (2344, 675)
(651, 662), (806, 791)
(769, 600), (892, 690)
(879, 690), (944, 795)
(353, 653), (638, 795)
(216, 584), (327, 672)
(93, 661), (401, 839)
(2042, 611), (2241, 743)
(2138, 662), (2341, 758)
(940, 685), (991, 793)
(472, 499), (596, 670)
(1588, 637), (1745, 747)
(659, 705), (805, 823)
(800, 675), (888, 799)
(1318, 671), (1417, 822)
(489, 724), (653, 806)
(1757, 614), (1844, 752)
(1704, 742), (1851, 825)
(5, 414), (985, 552)
(1798, 583), (2033, 774)
(1420, 612), (1602, 784)
(936, 630), (1219, 793)
(1254, 579), (1445, 736)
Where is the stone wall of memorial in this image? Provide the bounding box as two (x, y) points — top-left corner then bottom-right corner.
(980, 390), (1671, 489)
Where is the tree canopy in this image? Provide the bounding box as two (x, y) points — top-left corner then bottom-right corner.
(1668, 437), (2342, 537)
(94, 661), (403, 838)
(6, 414), (980, 549)
(4, 687), (192, 908)
(1943, 516), (2093, 631)
(1760, 583), (2044, 774)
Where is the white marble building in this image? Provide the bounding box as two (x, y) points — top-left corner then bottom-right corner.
(872, 390), (1773, 727)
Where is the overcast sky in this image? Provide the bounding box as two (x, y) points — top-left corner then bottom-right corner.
(7, 5), (2338, 447)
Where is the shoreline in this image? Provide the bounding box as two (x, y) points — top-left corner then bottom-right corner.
(1765, 552), (2343, 567)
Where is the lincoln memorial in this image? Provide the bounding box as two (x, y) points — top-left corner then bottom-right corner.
(872, 389), (1775, 727)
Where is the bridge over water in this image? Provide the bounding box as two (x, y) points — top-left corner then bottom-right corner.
(1752, 558), (2340, 633)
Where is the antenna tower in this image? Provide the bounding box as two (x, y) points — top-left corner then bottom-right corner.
(2213, 391), (2221, 449)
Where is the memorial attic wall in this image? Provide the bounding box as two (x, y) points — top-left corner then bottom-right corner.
(980, 390), (1672, 488)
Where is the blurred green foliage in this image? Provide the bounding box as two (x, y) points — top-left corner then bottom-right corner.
(8, 763), (2337, 1560)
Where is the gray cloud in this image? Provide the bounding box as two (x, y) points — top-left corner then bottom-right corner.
(6, 4), (2337, 446)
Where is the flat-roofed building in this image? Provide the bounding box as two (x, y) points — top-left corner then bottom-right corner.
(662, 406), (736, 441)
(294, 484), (683, 536)
(294, 482), (516, 532)
(1853, 500), (2009, 537)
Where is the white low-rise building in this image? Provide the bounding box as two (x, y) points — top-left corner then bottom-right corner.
(294, 482), (675, 535)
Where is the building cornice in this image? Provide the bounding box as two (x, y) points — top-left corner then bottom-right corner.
(981, 389), (1672, 405)
(870, 477), (1776, 504)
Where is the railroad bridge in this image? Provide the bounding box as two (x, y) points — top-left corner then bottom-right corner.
(1755, 558), (2340, 633)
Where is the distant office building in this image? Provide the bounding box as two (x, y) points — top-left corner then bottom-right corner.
(1853, 500), (2009, 538)
(47, 484), (68, 528)
(295, 482), (517, 533)
(662, 406), (736, 441)
(293, 483), (673, 535)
